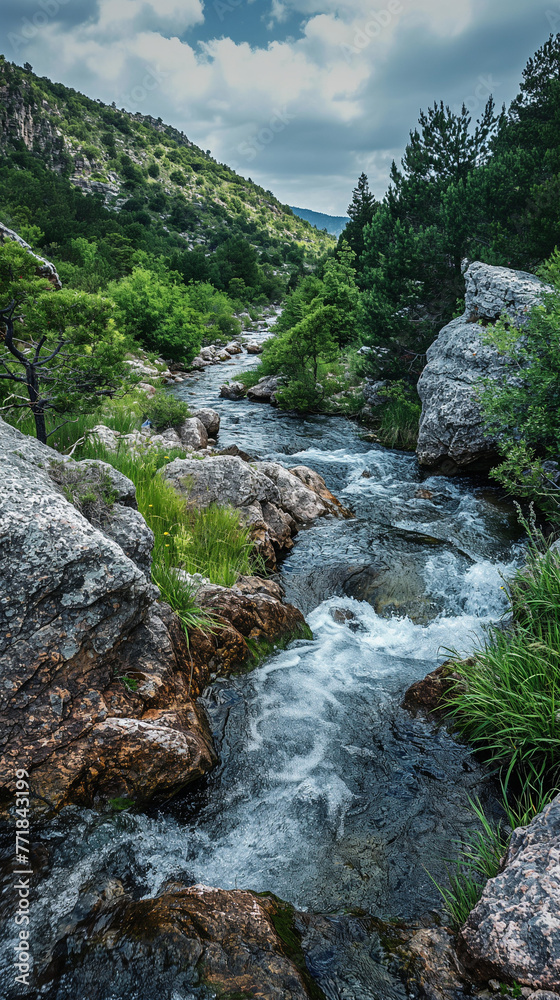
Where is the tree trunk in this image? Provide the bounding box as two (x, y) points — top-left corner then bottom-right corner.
(26, 364), (47, 444)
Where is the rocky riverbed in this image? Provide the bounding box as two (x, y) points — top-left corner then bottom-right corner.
(1, 298), (558, 1000)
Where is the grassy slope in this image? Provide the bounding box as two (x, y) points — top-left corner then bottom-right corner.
(0, 57), (333, 260)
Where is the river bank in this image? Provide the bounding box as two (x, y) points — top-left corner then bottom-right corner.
(0, 316), (540, 1000)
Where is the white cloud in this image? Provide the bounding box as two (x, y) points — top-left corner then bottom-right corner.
(16, 0), (543, 212)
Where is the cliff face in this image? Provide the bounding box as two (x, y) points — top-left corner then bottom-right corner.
(416, 262), (549, 474)
(0, 67), (67, 172)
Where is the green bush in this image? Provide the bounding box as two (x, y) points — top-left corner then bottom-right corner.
(479, 250), (560, 515)
(143, 389), (190, 430)
(376, 382), (422, 450)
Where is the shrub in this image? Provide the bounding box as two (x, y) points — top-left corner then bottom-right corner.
(376, 382), (422, 450)
(143, 389), (190, 431)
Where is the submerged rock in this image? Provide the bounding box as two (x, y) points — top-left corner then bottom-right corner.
(39, 880), (315, 1000)
(417, 262), (550, 473)
(458, 794), (560, 992)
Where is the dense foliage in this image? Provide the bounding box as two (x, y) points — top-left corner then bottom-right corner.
(0, 241), (132, 441)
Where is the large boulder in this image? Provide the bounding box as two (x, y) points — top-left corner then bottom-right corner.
(177, 416), (208, 450)
(254, 461), (330, 522)
(0, 419), (216, 814)
(163, 455), (281, 510)
(416, 262), (549, 473)
(39, 880), (315, 1000)
(0, 421), (310, 813)
(220, 380), (247, 400)
(458, 794), (560, 992)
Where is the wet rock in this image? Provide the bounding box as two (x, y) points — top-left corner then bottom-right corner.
(190, 406), (220, 438)
(247, 374), (281, 403)
(225, 340), (243, 355)
(404, 926), (469, 1000)
(220, 380), (247, 400)
(195, 584), (307, 654)
(289, 465), (354, 518)
(246, 340), (264, 354)
(402, 662), (467, 716)
(417, 262), (550, 473)
(217, 442), (254, 462)
(458, 793), (560, 991)
(40, 880), (314, 1000)
(177, 416), (208, 450)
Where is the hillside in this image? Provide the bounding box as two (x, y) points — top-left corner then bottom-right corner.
(290, 206), (349, 237)
(0, 57), (333, 272)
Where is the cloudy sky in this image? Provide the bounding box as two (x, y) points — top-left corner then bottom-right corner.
(2, 0), (559, 213)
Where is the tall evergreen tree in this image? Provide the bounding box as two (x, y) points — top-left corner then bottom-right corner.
(338, 173), (377, 266)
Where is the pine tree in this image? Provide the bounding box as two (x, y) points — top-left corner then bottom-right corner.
(338, 173), (377, 266)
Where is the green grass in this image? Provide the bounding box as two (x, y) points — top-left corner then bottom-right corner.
(77, 437), (263, 589)
(447, 542), (560, 782)
(432, 528), (560, 929)
(376, 392), (421, 450)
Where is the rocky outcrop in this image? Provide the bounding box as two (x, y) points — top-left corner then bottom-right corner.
(0, 221), (62, 288)
(163, 454), (350, 569)
(39, 880), (315, 1000)
(0, 419), (306, 814)
(0, 418), (217, 814)
(458, 794), (560, 992)
(416, 262), (550, 473)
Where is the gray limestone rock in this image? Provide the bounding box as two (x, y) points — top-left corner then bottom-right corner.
(177, 417), (209, 450)
(190, 407), (220, 438)
(163, 455), (281, 510)
(458, 794), (560, 991)
(247, 375), (280, 403)
(417, 262), (550, 472)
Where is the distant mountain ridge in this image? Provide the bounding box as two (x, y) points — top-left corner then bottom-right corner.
(289, 206), (349, 237)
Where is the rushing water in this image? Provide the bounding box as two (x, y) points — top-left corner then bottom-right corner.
(0, 313), (523, 1000)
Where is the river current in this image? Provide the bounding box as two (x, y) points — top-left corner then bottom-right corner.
(0, 313), (523, 999)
